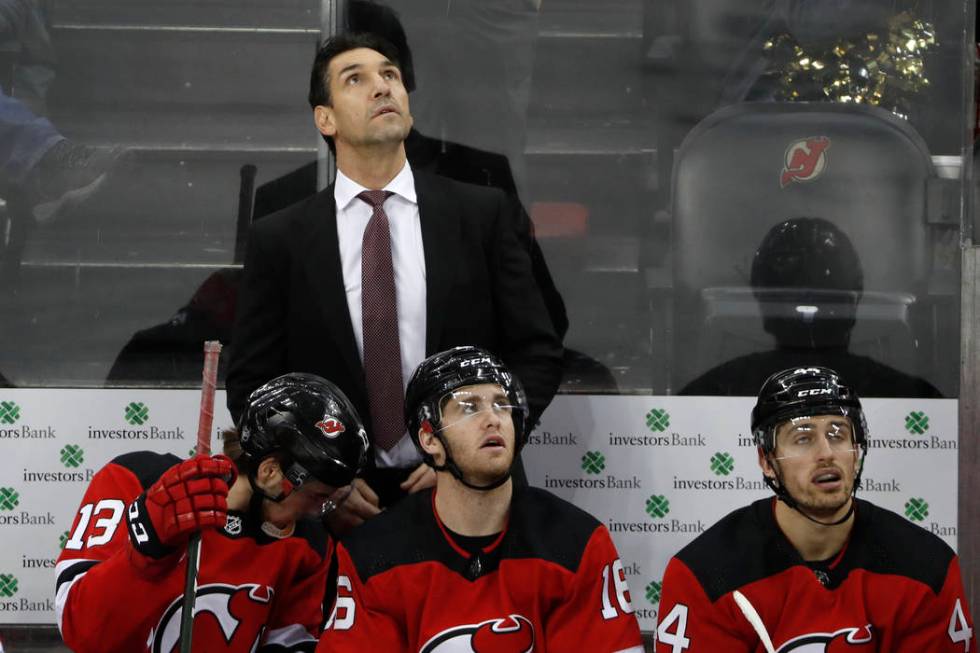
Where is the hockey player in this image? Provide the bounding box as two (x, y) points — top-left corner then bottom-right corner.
(317, 346), (642, 652)
(55, 373), (369, 653)
(656, 366), (976, 652)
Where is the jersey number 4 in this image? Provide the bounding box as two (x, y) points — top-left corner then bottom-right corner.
(656, 604), (691, 653)
(948, 599), (973, 651)
(64, 499), (125, 550)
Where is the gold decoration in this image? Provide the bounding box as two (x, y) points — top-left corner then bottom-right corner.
(761, 11), (937, 120)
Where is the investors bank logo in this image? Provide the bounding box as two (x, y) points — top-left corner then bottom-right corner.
(609, 407), (704, 447)
(0, 401), (20, 424)
(645, 494), (670, 519)
(646, 409), (669, 433)
(581, 451), (606, 475)
(59, 531), (70, 550)
(904, 411), (929, 435)
(0, 488), (19, 511)
(0, 574), (17, 598)
(905, 497), (929, 522)
(89, 400), (183, 441)
(866, 408), (954, 450)
(709, 452), (734, 476)
(0, 400), (54, 439)
(60, 445), (84, 468)
(645, 581), (662, 605)
(125, 402), (149, 425)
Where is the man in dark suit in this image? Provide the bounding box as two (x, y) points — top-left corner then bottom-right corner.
(227, 32), (563, 534)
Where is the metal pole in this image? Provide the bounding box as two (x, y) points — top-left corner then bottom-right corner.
(317, 0), (339, 191)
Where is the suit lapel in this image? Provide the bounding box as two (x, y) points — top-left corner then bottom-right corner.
(301, 186), (364, 382)
(416, 172), (460, 355)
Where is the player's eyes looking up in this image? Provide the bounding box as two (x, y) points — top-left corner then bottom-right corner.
(774, 417), (856, 459)
(437, 387), (522, 431)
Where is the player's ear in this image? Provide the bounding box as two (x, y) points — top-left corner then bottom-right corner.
(757, 447), (776, 479)
(255, 456), (284, 492)
(418, 423), (441, 457)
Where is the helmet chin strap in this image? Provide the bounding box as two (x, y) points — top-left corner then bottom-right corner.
(765, 458), (857, 527)
(430, 432), (512, 492)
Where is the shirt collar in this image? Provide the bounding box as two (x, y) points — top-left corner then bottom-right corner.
(334, 161), (416, 211)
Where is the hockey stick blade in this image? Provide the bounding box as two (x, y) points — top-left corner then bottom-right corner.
(733, 590), (777, 653)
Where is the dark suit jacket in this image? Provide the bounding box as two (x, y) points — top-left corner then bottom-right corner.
(226, 170), (564, 440)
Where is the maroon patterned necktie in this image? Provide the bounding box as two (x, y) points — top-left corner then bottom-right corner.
(358, 190), (405, 451)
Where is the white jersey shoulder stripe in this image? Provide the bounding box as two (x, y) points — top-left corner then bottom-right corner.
(54, 559), (100, 633)
(262, 623), (316, 647)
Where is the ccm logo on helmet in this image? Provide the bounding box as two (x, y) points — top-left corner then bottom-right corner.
(316, 418), (346, 437)
(459, 358), (493, 368)
(797, 389), (832, 397)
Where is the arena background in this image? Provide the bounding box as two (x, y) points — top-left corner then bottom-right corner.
(0, 0), (977, 649)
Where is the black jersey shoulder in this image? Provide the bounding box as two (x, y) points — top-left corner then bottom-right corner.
(341, 490), (440, 582)
(110, 451), (182, 489)
(848, 499), (955, 595)
(676, 498), (958, 602)
(342, 486), (601, 584)
(288, 517), (330, 560)
(674, 498), (797, 602)
(503, 486), (601, 573)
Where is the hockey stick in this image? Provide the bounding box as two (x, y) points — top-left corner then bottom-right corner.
(733, 590), (777, 653)
(179, 340), (222, 653)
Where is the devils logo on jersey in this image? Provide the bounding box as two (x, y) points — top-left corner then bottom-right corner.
(777, 625), (875, 652)
(780, 136), (831, 188)
(419, 615), (535, 653)
(149, 583), (274, 653)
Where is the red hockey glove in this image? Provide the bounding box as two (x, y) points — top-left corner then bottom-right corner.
(126, 454), (237, 559)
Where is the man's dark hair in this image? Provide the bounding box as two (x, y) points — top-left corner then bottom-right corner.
(308, 31), (403, 109)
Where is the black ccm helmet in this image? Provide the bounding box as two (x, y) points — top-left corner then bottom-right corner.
(239, 373), (369, 492)
(751, 366), (868, 453)
(405, 346), (528, 488)
(751, 366), (869, 522)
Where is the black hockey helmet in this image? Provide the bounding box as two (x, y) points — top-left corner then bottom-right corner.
(751, 366), (868, 454)
(405, 346), (528, 467)
(750, 217), (863, 349)
(240, 373), (369, 489)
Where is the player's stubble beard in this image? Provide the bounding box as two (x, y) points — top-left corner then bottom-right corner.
(774, 455), (857, 520)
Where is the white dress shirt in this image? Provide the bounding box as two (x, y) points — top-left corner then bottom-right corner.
(334, 162), (426, 468)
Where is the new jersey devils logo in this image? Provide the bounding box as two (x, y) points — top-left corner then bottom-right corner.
(420, 615), (535, 653)
(316, 417), (345, 437)
(780, 136), (831, 188)
(777, 625), (875, 652)
(149, 583), (274, 653)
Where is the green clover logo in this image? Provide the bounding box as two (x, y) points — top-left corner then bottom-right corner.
(645, 580), (662, 604)
(710, 451), (735, 476)
(124, 402), (149, 425)
(59, 531), (70, 550)
(0, 574), (17, 597)
(60, 444), (84, 468)
(581, 451), (606, 475)
(904, 411), (929, 435)
(0, 487), (19, 511)
(646, 408), (670, 433)
(0, 401), (20, 424)
(905, 497), (929, 522)
(645, 494), (670, 519)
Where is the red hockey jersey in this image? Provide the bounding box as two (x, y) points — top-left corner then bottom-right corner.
(317, 486), (643, 653)
(55, 451), (333, 653)
(656, 497), (976, 653)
